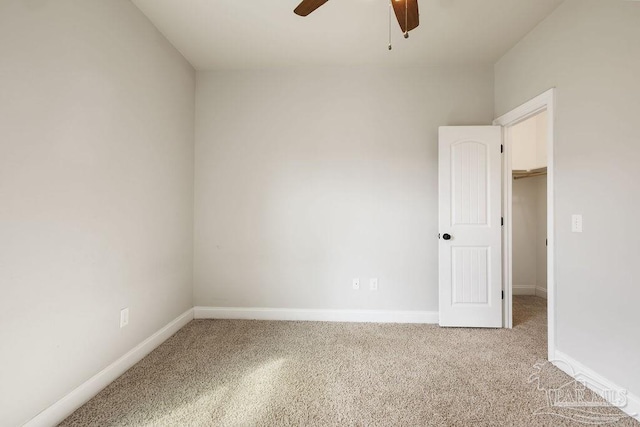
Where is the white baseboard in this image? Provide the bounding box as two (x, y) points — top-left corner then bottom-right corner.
(513, 284), (547, 298)
(553, 350), (639, 422)
(513, 284), (536, 295)
(24, 308), (194, 427)
(194, 306), (439, 324)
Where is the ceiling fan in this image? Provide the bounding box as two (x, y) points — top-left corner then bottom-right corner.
(294, 0), (419, 43)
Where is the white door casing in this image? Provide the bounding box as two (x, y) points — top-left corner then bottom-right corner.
(438, 126), (502, 328)
(494, 88), (555, 357)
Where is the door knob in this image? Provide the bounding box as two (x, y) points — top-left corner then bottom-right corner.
(442, 233), (452, 240)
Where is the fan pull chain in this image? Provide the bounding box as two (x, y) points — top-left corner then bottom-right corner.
(388, 1), (392, 50)
(404, 0), (409, 39)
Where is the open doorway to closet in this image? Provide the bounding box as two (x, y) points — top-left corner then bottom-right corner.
(510, 111), (548, 329)
(494, 88), (555, 360)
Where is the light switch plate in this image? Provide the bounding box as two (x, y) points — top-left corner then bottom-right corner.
(571, 214), (583, 233)
(370, 278), (378, 291)
(352, 278), (360, 290)
(120, 308), (129, 328)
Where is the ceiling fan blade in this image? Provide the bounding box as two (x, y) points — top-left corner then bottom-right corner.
(294, 0), (330, 17)
(391, 0), (419, 33)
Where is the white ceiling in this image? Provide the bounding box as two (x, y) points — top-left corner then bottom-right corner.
(132, 0), (563, 70)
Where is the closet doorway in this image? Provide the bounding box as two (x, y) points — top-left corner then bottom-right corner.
(510, 111), (548, 327)
(494, 88), (555, 360)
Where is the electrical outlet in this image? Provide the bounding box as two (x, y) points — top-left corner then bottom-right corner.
(120, 308), (129, 328)
(353, 278), (360, 290)
(370, 278), (378, 291)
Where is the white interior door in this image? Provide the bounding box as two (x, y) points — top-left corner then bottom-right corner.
(438, 126), (502, 328)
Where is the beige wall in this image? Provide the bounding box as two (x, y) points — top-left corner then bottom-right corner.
(0, 1), (195, 425)
(194, 66), (494, 311)
(536, 175), (547, 294)
(510, 111), (547, 171)
(512, 175), (547, 296)
(495, 0), (640, 397)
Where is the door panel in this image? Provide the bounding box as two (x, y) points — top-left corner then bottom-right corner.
(452, 246), (488, 304)
(452, 141), (488, 225)
(439, 126), (502, 328)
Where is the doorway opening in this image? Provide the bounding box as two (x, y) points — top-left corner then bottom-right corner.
(510, 111), (548, 332)
(494, 88), (555, 361)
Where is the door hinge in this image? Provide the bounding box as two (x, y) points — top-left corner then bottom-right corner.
(546, 238), (548, 246)
(500, 144), (504, 153)
(501, 217), (504, 226)
(502, 291), (504, 300)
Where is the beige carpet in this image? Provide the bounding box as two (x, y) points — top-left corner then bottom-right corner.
(61, 297), (637, 426)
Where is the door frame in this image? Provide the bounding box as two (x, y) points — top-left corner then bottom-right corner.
(493, 88), (556, 360)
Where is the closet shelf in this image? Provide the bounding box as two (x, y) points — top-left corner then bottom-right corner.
(513, 167), (547, 180)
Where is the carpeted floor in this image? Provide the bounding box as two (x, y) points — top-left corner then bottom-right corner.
(61, 296), (638, 426)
